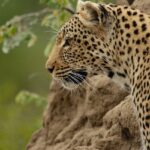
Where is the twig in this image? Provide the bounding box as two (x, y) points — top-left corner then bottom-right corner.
(62, 7), (75, 14)
(4, 8), (51, 27)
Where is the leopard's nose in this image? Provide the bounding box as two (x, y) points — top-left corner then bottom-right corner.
(47, 66), (55, 73)
(45, 60), (55, 74)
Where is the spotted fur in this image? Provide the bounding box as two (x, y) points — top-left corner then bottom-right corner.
(46, 1), (150, 149)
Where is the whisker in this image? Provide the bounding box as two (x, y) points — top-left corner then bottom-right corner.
(70, 72), (91, 90)
(61, 77), (74, 95)
(68, 74), (86, 90)
(72, 72), (94, 90)
(86, 77), (97, 91)
(67, 74), (80, 88)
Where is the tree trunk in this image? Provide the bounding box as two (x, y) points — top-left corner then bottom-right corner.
(27, 0), (150, 150)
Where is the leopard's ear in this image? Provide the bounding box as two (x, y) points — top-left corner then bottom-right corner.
(77, 1), (115, 29)
(76, 0), (84, 12)
(77, 1), (100, 26)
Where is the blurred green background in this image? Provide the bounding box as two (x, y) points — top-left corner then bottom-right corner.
(0, 0), (115, 149)
(0, 0), (50, 149)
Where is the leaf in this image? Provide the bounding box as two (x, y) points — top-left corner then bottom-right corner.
(41, 15), (54, 27)
(0, 31), (4, 44)
(27, 33), (37, 48)
(2, 31), (30, 54)
(44, 35), (56, 57)
(15, 90), (47, 107)
(7, 25), (18, 37)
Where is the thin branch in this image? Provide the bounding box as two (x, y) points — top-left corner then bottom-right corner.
(4, 8), (51, 27)
(62, 7), (75, 14)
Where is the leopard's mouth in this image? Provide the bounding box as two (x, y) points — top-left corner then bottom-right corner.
(61, 69), (88, 89)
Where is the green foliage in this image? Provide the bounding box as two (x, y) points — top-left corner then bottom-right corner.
(40, 0), (76, 8)
(0, 0), (75, 55)
(15, 90), (47, 107)
(0, 0), (105, 55)
(0, 18), (35, 54)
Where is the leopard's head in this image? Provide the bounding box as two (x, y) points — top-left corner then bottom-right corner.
(46, 0), (116, 89)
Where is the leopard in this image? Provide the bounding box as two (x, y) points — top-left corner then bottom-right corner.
(45, 0), (150, 149)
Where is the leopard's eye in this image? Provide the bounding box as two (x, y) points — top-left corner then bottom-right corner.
(63, 38), (71, 47)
